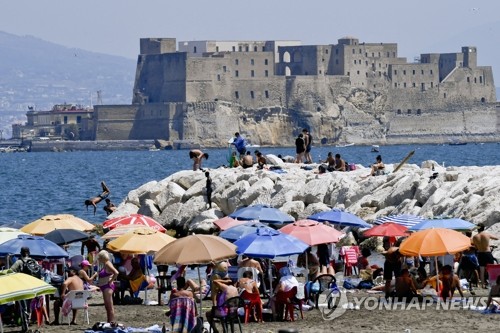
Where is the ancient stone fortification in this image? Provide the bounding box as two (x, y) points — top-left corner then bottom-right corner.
(108, 158), (500, 257)
(93, 37), (500, 145)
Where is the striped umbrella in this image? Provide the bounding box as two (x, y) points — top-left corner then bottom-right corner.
(102, 214), (166, 232)
(373, 214), (424, 228)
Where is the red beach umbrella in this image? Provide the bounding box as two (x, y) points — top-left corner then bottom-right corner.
(280, 219), (344, 246)
(102, 214), (166, 233)
(213, 216), (247, 231)
(363, 222), (409, 238)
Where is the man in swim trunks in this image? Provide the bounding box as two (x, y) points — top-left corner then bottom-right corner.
(52, 266), (84, 325)
(103, 198), (116, 216)
(241, 151), (254, 169)
(189, 149), (209, 171)
(85, 181), (110, 215)
(472, 223), (498, 288)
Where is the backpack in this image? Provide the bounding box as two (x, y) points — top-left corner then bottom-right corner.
(21, 258), (42, 279)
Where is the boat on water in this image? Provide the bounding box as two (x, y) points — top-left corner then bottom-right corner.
(335, 143), (355, 148)
(448, 142), (467, 146)
(371, 145), (380, 152)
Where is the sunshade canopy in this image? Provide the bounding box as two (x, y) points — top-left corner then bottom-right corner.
(0, 234), (69, 259)
(213, 216), (247, 231)
(279, 219), (344, 246)
(409, 218), (476, 231)
(154, 235), (237, 265)
(229, 204), (294, 224)
(43, 228), (90, 246)
(0, 227), (28, 245)
(101, 224), (147, 239)
(103, 214), (166, 232)
(374, 214), (424, 228)
(363, 222), (409, 238)
(234, 227), (309, 259)
(107, 227), (175, 254)
(399, 228), (472, 257)
(219, 221), (273, 242)
(21, 214), (95, 235)
(0, 269), (56, 305)
(308, 209), (371, 228)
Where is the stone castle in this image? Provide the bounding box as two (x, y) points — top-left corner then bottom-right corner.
(92, 37), (499, 146)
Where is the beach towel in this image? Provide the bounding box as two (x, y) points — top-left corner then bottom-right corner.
(61, 297), (73, 317)
(169, 297), (196, 333)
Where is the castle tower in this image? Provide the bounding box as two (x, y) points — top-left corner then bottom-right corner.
(462, 46), (477, 68)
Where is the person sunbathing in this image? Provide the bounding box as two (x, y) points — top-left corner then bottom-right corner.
(394, 268), (420, 302)
(440, 265), (464, 302)
(486, 275), (500, 311)
(85, 181), (110, 215)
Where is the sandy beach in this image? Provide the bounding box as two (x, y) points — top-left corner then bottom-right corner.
(1, 285), (497, 333)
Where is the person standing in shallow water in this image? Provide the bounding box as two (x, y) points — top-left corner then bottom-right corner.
(205, 171), (213, 209)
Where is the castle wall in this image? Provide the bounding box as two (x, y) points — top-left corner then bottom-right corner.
(140, 38), (176, 55)
(94, 105), (140, 140)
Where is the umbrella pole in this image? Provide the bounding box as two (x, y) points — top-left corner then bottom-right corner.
(1, 311), (3, 333)
(306, 255), (309, 283)
(268, 259), (273, 298)
(197, 266), (203, 317)
(435, 256), (440, 297)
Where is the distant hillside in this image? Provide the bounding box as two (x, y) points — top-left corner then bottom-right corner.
(0, 31), (135, 112)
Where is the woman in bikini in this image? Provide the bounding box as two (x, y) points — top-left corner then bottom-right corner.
(97, 250), (119, 324)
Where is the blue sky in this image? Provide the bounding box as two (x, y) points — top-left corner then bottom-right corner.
(2, 0), (499, 84)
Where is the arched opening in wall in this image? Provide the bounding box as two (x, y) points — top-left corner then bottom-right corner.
(481, 97), (486, 103)
(285, 66), (291, 76)
(283, 52), (291, 63)
(293, 51), (302, 63)
(417, 109), (421, 115)
(397, 109), (402, 115)
(407, 109), (412, 115)
(321, 138), (328, 145)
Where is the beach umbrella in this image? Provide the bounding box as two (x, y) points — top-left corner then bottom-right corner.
(0, 221), (26, 230)
(101, 224), (147, 239)
(43, 229), (90, 246)
(0, 235), (69, 260)
(102, 214), (166, 232)
(409, 218), (476, 231)
(234, 228), (309, 296)
(107, 227), (175, 255)
(374, 214), (424, 228)
(279, 219), (345, 246)
(363, 222), (409, 238)
(0, 269), (57, 333)
(0, 227), (28, 245)
(213, 216), (247, 231)
(154, 234), (237, 316)
(229, 204), (294, 224)
(399, 228), (472, 295)
(219, 221), (273, 242)
(21, 214), (95, 235)
(308, 208), (371, 228)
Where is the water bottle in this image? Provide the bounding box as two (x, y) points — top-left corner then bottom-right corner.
(162, 322), (167, 333)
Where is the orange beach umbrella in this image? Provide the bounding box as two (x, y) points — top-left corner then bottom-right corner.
(399, 228), (471, 257)
(106, 227), (175, 255)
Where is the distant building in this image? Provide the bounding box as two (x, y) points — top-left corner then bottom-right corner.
(12, 104), (94, 141)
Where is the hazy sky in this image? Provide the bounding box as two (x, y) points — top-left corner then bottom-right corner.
(2, 0), (500, 84)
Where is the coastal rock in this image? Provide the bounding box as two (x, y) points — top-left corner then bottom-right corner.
(107, 202), (139, 218)
(118, 164), (500, 236)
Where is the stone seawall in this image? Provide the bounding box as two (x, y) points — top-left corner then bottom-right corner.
(108, 156), (500, 257)
(29, 140), (154, 152)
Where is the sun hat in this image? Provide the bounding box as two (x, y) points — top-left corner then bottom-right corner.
(80, 260), (91, 267)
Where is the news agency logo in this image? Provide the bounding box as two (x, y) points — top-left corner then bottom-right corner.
(318, 288), (348, 320)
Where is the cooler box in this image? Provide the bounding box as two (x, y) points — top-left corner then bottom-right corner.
(486, 264), (500, 285)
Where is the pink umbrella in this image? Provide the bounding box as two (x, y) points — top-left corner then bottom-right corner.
(279, 219), (344, 246)
(363, 222), (409, 237)
(213, 216), (247, 231)
(102, 214), (166, 232)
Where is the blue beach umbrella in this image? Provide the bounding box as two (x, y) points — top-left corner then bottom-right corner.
(229, 204), (294, 224)
(374, 214), (424, 228)
(219, 221), (273, 242)
(0, 234), (69, 260)
(308, 209), (371, 228)
(409, 218), (476, 231)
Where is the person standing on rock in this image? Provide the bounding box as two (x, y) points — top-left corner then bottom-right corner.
(231, 132), (247, 159)
(295, 133), (305, 163)
(302, 128), (313, 164)
(205, 171), (213, 209)
(189, 149), (209, 171)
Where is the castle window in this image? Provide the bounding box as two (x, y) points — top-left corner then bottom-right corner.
(387, 52), (390, 57)
(265, 90), (269, 98)
(250, 91), (254, 99)
(265, 70), (269, 77)
(413, 70), (415, 75)
(223, 66), (227, 72)
(354, 60), (357, 64)
(254, 46), (257, 52)
(359, 49), (362, 54)
(235, 59), (239, 65)
(393, 52), (396, 57)
(403, 70), (406, 75)
(394, 70), (397, 75)
(431, 82), (434, 88)
(397, 109), (401, 114)
(235, 70), (239, 77)
(235, 91), (239, 99)
(366, 61), (368, 66)
(403, 83), (407, 88)
(217, 74), (221, 81)
(232, 46), (236, 51)
(357, 70), (360, 75)
(421, 83), (425, 91)
(481, 97), (486, 103)
(430, 70), (433, 75)
(319, 70), (322, 74)
(347, 72), (350, 75)
(216, 46), (219, 52)
(76, 116), (82, 123)
(251, 70), (255, 77)
(335, 49), (339, 55)
(394, 83), (397, 88)
(322, 58), (325, 62)
(265, 59), (268, 65)
(352, 49), (355, 54)
(251, 59), (254, 65)
(417, 109), (421, 115)
(379, 63), (381, 68)
(467, 77), (470, 83)
(444, 93), (447, 98)
(325, 49), (329, 54)
(378, 52), (381, 57)
(372, 52), (374, 57)
(193, 46), (197, 53)
(474, 77), (477, 83)
(239, 46), (242, 51)
(412, 83), (416, 87)
(245, 46), (249, 52)
(480, 76), (483, 83)
(407, 109), (412, 115)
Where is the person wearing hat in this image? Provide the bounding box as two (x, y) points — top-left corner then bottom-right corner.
(78, 260), (99, 292)
(52, 266), (84, 325)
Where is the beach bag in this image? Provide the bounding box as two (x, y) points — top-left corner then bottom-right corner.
(21, 258), (42, 279)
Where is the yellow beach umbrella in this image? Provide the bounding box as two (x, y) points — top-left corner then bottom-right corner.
(21, 214), (95, 235)
(0, 270), (56, 304)
(107, 227), (176, 255)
